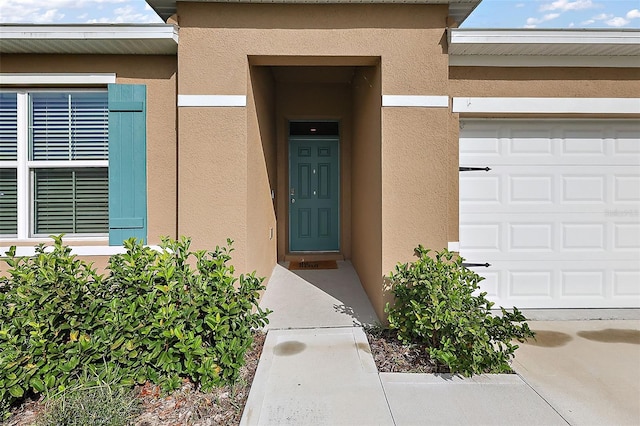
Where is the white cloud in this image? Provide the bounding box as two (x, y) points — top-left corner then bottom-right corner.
(581, 19), (596, 25)
(606, 17), (630, 27)
(627, 9), (640, 19)
(526, 13), (561, 25)
(592, 13), (612, 20)
(540, 0), (597, 12)
(32, 8), (65, 23)
(0, 0), (129, 23)
(87, 4), (161, 23)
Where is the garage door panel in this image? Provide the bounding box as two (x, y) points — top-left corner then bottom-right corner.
(460, 120), (640, 166)
(460, 119), (639, 309)
(470, 261), (640, 309)
(614, 271), (640, 297)
(461, 166), (639, 213)
(462, 213), (639, 260)
(615, 175), (640, 202)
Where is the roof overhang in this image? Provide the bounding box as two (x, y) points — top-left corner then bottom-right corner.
(0, 24), (178, 55)
(449, 28), (640, 68)
(145, 0), (481, 25)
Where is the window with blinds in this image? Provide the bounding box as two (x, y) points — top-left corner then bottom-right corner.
(30, 92), (109, 235)
(0, 92), (18, 235)
(0, 90), (109, 237)
(30, 92), (109, 161)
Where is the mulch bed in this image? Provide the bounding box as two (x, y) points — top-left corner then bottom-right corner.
(7, 328), (443, 425)
(364, 327), (448, 374)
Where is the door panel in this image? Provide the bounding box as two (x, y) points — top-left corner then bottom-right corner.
(289, 137), (339, 251)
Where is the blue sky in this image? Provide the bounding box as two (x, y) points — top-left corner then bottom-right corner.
(0, 0), (639, 28)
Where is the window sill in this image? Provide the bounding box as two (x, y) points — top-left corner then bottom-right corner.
(1, 240), (161, 257)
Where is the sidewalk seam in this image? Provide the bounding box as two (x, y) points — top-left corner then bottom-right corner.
(377, 373), (397, 426)
(515, 371), (572, 425)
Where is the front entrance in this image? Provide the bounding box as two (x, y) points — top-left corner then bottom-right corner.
(289, 123), (340, 252)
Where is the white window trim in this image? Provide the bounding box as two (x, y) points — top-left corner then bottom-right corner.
(177, 95), (247, 107)
(452, 97), (640, 114)
(1, 244), (163, 257)
(0, 73), (116, 86)
(2, 89), (109, 240)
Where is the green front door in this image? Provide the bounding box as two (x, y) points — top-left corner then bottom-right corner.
(289, 137), (340, 252)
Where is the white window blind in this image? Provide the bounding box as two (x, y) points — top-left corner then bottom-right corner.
(29, 92), (109, 235)
(0, 92), (18, 235)
(0, 90), (109, 238)
(0, 92), (17, 160)
(30, 92), (109, 161)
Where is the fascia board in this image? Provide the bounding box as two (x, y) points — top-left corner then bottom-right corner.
(0, 24), (178, 42)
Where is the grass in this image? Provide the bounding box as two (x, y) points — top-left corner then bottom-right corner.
(35, 375), (141, 426)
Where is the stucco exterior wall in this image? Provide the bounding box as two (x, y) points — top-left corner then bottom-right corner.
(175, 2), (452, 308)
(247, 66), (278, 280)
(351, 65), (384, 318)
(176, 3), (450, 95)
(449, 66), (640, 98)
(0, 54), (177, 250)
(177, 107), (248, 269)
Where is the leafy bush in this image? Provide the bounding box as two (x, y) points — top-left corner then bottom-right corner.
(385, 246), (534, 376)
(0, 235), (270, 418)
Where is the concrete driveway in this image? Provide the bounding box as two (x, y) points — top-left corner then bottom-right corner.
(512, 320), (640, 426)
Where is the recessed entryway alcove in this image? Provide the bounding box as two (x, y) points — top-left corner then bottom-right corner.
(247, 58), (382, 315)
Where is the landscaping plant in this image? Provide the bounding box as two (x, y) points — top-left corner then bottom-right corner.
(0, 235), (270, 419)
(386, 246), (534, 376)
(35, 365), (141, 426)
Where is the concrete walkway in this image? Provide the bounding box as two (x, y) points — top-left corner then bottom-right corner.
(512, 320), (640, 426)
(259, 262), (379, 329)
(242, 261), (638, 425)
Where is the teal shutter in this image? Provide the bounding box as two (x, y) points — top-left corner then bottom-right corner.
(108, 84), (147, 245)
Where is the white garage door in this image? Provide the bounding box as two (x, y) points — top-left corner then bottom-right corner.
(459, 119), (640, 309)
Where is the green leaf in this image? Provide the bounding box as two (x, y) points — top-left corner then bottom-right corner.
(9, 385), (24, 398)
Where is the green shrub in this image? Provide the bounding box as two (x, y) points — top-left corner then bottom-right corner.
(385, 246), (534, 376)
(0, 235), (270, 419)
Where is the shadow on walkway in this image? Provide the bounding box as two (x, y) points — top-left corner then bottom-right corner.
(259, 261), (379, 330)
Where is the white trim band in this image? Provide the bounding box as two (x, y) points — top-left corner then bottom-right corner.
(1, 245), (163, 257)
(452, 97), (640, 114)
(382, 95), (449, 108)
(447, 242), (460, 252)
(178, 95), (247, 107)
(0, 73), (116, 85)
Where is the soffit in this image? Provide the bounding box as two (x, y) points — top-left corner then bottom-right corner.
(146, 0), (481, 24)
(0, 24), (178, 55)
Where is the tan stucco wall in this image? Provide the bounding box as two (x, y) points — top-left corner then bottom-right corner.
(176, 3), (449, 95)
(247, 66), (278, 280)
(449, 66), (640, 98)
(351, 65), (384, 319)
(177, 107), (248, 269)
(174, 3), (452, 313)
(0, 54), (177, 271)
